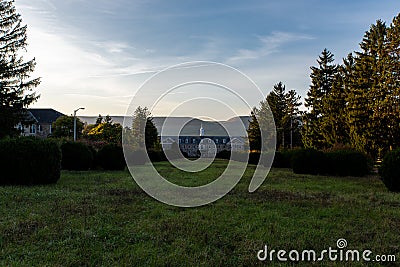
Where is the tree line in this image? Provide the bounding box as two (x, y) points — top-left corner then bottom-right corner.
(250, 13), (400, 160)
(0, 0), (398, 161)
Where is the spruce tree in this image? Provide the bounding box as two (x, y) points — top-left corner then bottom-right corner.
(302, 49), (338, 149)
(267, 82), (287, 148)
(345, 20), (391, 157)
(266, 82), (302, 149)
(0, 0), (40, 138)
(247, 109), (261, 152)
(285, 89), (302, 148)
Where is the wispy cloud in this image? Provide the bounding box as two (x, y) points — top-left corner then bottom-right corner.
(227, 32), (315, 63)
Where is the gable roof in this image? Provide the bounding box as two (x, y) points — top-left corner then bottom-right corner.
(28, 109), (64, 124)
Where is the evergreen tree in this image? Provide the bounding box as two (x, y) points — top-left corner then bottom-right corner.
(303, 49), (338, 149)
(267, 82), (287, 148)
(285, 89), (303, 148)
(95, 114), (103, 125)
(0, 0), (40, 138)
(267, 82), (302, 149)
(247, 110), (261, 152)
(345, 20), (393, 158)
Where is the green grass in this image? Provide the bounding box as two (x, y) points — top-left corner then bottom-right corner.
(1, 160), (399, 266)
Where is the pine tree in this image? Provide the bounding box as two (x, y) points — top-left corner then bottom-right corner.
(302, 49), (338, 149)
(345, 20), (392, 157)
(247, 109), (261, 152)
(320, 60), (350, 146)
(285, 89), (302, 148)
(267, 82), (287, 148)
(0, 0), (40, 138)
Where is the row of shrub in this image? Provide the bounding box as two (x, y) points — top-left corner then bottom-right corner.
(216, 149), (372, 177)
(0, 137), (61, 185)
(61, 142), (126, 171)
(290, 149), (372, 177)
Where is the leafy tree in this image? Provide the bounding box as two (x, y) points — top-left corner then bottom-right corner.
(303, 49), (338, 149)
(0, 0), (40, 138)
(87, 120), (122, 145)
(145, 117), (159, 150)
(129, 106), (159, 150)
(52, 115), (84, 139)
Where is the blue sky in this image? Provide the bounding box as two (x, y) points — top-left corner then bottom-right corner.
(15, 0), (400, 118)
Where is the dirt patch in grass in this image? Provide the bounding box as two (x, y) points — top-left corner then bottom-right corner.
(242, 189), (335, 204)
(3, 220), (44, 242)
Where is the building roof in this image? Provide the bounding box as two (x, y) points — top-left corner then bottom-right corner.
(28, 108), (64, 124)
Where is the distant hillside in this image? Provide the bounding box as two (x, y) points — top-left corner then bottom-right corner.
(79, 116), (251, 136)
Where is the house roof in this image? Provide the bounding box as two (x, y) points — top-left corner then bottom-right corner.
(28, 108), (64, 124)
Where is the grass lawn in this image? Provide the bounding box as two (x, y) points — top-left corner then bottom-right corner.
(1, 160), (399, 266)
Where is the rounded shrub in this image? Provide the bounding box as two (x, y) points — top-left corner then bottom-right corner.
(0, 137), (61, 185)
(216, 150), (231, 160)
(379, 149), (400, 192)
(248, 152), (260, 165)
(272, 150), (294, 168)
(96, 144), (126, 170)
(326, 150), (370, 177)
(61, 142), (93, 171)
(148, 149), (167, 162)
(291, 148), (328, 175)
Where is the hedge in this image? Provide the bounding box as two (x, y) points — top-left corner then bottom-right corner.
(95, 144), (126, 170)
(379, 149), (400, 192)
(291, 148), (370, 177)
(0, 137), (61, 185)
(291, 148), (328, 175)
(326, 150), (370, 177)
(272, 150), (294, 168)
(61, 142), (93, 171)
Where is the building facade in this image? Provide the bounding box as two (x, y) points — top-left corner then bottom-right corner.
(161, 125), (247, 157)
(17, 109), (64, 138)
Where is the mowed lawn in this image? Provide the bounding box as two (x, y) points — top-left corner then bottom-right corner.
(1, 160), (399, 266)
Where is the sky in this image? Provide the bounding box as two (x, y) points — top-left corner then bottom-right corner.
(14, 0), (400, 119)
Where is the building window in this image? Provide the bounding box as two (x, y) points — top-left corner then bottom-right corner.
(179, 138), (182, 144)
(223, 139), (226, 144)
(49, 124), (52, 134)
(30, 125), (36, 134)
(38, 125), (42, 132)
(215, 139), (219, 144)
(192, 139), (196, 144)
(185, 139), (189, 144)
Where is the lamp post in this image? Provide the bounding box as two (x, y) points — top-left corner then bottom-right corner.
(73, 107), (85, 141)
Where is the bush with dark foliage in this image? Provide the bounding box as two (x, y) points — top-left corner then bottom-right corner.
(216, 150), (231, 160)
(61, 142), (93, 171)
(96, 144), (126, 170)
(272, 150), (294, 168)
(379, 149), (400, 192)
(326, 150), (370, 177)
(0, 137), (61, 185)
(291, 148), (328, 175)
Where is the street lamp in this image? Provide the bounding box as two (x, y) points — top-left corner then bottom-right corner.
(73, 107), (85, 141)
